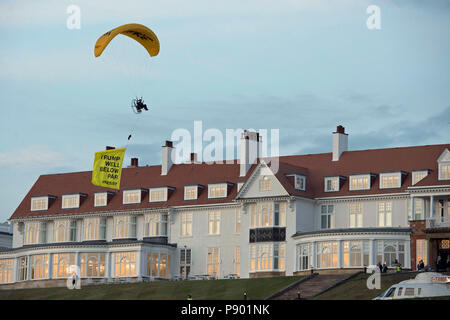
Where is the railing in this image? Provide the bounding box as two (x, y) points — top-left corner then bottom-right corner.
(426, 216), (450, 228)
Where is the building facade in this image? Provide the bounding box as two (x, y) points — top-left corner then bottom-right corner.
(0, 126), (449, 288)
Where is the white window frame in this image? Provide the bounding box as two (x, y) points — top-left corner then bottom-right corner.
(145, 213), (168, 237)
(324, 177), (339, 192)
(235, 209), (241, 234)
(377, 201), (392, 227)
(320, 204), (334, 229)
(439, 163), (450, 180)
(349, 202), (363, 228)
(123, 189), (141, 204)
(208, 183), (227, 199)
(349, 174), (371, 191)
(294, 175), (306, 191)
(94, 192), (108, 207)
(149, 187), (168, 203)
(259, 176), (271, 192)
(416, 239), (428, 267)
(207, 247), (220, 278)
(113, 215), (136, 239)
(83, 217), (106, 241)
(412, 170), (428, 185)
(208, 211), (221, 235)
(180, 212), (193, 237)
(184, 186), (198, 200)
(31, 196), (49, 211)
(62, 194), (80, 209)
(379, 172), (401, 189)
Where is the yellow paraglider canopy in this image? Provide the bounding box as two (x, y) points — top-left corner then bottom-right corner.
(94, 23), (160, 58)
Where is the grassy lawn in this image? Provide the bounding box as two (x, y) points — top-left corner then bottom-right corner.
(314, 272), (450, 300)
(0, 276), (303, 300)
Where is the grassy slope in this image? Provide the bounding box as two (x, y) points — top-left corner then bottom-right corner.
(0, 276), (303, 300)
(314, 272), (450, 300)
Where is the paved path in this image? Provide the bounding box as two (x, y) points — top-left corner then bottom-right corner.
(271, 272), (360, 300)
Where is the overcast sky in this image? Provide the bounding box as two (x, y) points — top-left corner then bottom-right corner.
(0, 0), (449, 222)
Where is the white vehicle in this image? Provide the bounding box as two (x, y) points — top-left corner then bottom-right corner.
(374, 272), (450, 300)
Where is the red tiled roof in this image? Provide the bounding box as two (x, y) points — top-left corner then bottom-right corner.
(10, 143), (450, 219)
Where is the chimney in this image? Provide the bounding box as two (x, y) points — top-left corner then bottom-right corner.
(128, 158), (138, 168)
(106, 146), (115, 150)
(190, 152), (198, 164)
(332, 125), (348, 161)
(161, 140), (174, 175)
(240, 130), (262, 177)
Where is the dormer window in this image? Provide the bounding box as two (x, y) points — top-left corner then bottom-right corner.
(208, 183), (228, 198)
(123, 189), (144, 204)
(379, 172), (403, 189)
(184, 186), (198, 200)
(31, 196), (49, 211)
(149, 187), (168, 202)
(294, 175), (306, 191)
(439, 163), (450, 180)
(324, 177), (339, 192)
(412, 170), (429, 185)
(349, 174), (371, 191)
(62, 194), (80, 209)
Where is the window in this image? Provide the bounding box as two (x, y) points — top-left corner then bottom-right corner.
(180, 248), (191, 279)
(123, 189), (141, 204)
(405, 288), (415, 296)
(18, 256), (28, 281)
(297, 243), (311, 271)
(235, 246), (240, 278)
(349, 175), (370, 191)
(320, 204), (334, 229)
(259, 176), (271, 192)
(294, 175), (306, 191)
(83, 217), (106, 241)
(145, 213), (168, 237)
(147, 251), (171, 279)
(31, 254), (49, 280)
(349, 203), (363, 228)
(149, 188), (167, 202)
(94, 192), (107, 207)
(416, 239), (427, 267)
(0, 259), (14, 283)
(235, 210), (241, 234)
(184, 186), (197, 200)
(52, 253), (76, 278)
(316, 241), (338, 268)
(237, 182), (245, 192)
(376, 240), (406, 267)
(208, 184), (227, 198)
(250, 202), (286, 228)
(378, 202), (392, 227)
(325, 177), (339, 192)
(414, 198), (424, 220)
(397, 287), (403, 296)
(24, 221), (46, 245)
(208, 211), (221, 235)
(69, 220), (77, 241)
(207, 248), (219, 278)
(55, 220), (69, 242)
(31, 196), (48, 211)
(250, 243), (286, 272)
(180, 212), (193, 236)
(114, 252), (136, 277)
(62, 194), (80, 209)
(343, 240), (370, 267)
(114, 216), (136, 239)
(412, 171), (428, 185)
(80, 252), (106, 277)
(380, 173), (401, 189)
(439, 163), (450, 180)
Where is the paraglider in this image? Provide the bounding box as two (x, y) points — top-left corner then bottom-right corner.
(94, 23), (160, 58)
(131, 97), (148, 114)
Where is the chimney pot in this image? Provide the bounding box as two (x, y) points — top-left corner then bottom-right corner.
(106, 146), (115, 150)
(336, 125), (345, 134)
(190, 153), (197, 163)
(130, 158), (138, 167)
(165, 140), (173, 148)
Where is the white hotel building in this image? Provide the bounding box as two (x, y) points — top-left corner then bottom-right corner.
(0, 126), (449, 288)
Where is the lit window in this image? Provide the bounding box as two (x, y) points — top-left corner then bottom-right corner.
(149, 188), (167, 202)
(250, 202), (286, 228)
(259, 176), (271, 192)
(31, 196), (48, 211)
(376, 240), (406, 267)
(439, 163), (450, 180)
(114, 252), (136, 277)
(297, 243), (311, 271)
(62, 194), (80, 209)
(24, 221), (46, 245)
(235, 210), (241, 234)
(412, 171), (428, 185)
(295, 175), (306, 191)
(250, 243), (286, 272)
(55, 220), (69, 242)
(52, 253), (76, 278)
(343, 240), (370, 267)
(208, 211), (221, 235)
(123, 190), (141, 204)
(145, 213), (168, 237)
(378, 202), (392, 227)
(349, 203), (362, 228)
(349, 175), (370, 191)
(180, 212), (193, 237)
(180, 248), (191, 279)
(184, 186), (197, 200)
(316, 241), (338, 268)
(208, 184), (227, 198)
(207, 247), (219, 278)
(0, 259), (14, 283)
(147, 251), (171, 279)
(83, 217), (106, 241)
(380, 173), (401, 189)
(31, 254), (49, 280)
(325, 177), (339, 192)
(94, 193), (107, 207)
(80, 252), (105, 277)
(114, 216), (136, 239)
(416, 239), (427, 267)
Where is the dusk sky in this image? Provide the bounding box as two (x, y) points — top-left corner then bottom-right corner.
(0, 0), (449, 222)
